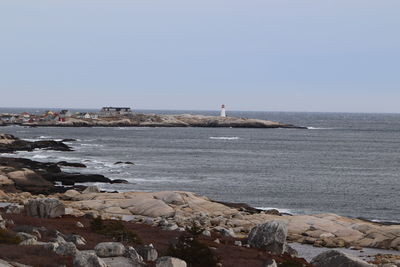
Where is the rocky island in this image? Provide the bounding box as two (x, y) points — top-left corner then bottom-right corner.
(0, 133), (399, 267)
(0, 109), (306, 129)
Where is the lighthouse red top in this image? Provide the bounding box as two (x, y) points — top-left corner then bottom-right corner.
(221, 104), (225, 108)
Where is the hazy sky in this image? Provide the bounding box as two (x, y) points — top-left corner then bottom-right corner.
(1, 0), (399, 112)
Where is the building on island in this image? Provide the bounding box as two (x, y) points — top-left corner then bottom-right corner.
(99, 107), (133, 117)
(60, 110), (72, 117)
(220, 104), (226, 117)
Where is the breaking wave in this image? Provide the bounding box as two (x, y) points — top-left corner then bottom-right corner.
(209, 137), (240, 140)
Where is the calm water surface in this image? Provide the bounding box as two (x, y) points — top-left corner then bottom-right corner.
(1, 110), (399, 222)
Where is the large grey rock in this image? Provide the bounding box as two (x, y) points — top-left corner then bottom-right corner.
(0, 259), (13, 267)
(17, 232), (37, 245)
(156, 257), (187, 267)
(65, 234), (87, 246)
(311, 250), (375, 267)
(73, 251), (107, 267)
(125, 246), (144, 263)
(25, 198), (65, 218)
(137, 245), (158, 261)
(262, 259), (277, 267)
(5, 204), (24, 214)
(19, 238), (38, 245)
(102, 257), (143, 267)
(55, 242), (78, 256)
(214, 226), (236, 238)
(248, 220), (288, 254)
(283, 244), (298, 257)
(95, 242), (125, 257)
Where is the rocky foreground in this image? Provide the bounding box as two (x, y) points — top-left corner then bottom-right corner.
(1, 133), (399, 266)
(2, 114), (306, 129)
(1, 190), (399, 266)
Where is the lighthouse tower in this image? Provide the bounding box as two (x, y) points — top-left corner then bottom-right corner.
(220, 104), (226, 117)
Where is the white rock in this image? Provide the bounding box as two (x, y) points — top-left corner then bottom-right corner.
(102, 257), (142, 267)
(73, 251), (107, 267)
(25, 198), (65, 218)
(202, 230), (211, 237)
(156, 256), (187, 267)
(234, 241), (242, 246)
(55, 242), (77, 256)
(95, 242), (125, 258)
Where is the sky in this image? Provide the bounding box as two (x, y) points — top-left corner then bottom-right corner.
(0, 0), (399, 113)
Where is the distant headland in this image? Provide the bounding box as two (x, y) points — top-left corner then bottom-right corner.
(0, 106), (307, 129)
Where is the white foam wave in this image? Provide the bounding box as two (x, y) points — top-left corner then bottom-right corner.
(209, 136), (240, 140)
(39, 135), (53, 139)
(22, 138), (41, 142)
(256, 207), (294, 214)
(32, 155), (50, 159)
(370, 219), (400, 224)
(80, 143), (104, 147)
(307, 127), (334, 130)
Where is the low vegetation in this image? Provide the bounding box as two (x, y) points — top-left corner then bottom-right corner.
(0, 229), (21, 244)
(90, 217), (142, 244)
(167, 222), (218, 267)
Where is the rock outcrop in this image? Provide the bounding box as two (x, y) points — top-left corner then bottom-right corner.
(311, 250), (374, 267)
(25, 198), (65, 218)
(247, 220), (288, 254)
(156, 257), (187, 267)
(0, 133), (71, 153)
(73, 251), (107, 267)
(0, 157), (122, 193)
(94, 242), (126, 258)
(10, 114), (305, 129)
(51, 190), (400, 252)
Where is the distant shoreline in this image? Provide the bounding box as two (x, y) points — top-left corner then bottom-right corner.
(0, 113), (307, 129)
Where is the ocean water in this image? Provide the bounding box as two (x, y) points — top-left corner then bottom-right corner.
(1, 110), (400, 222)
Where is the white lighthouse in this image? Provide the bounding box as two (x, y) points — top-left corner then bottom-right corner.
(220, 104), (226, 117)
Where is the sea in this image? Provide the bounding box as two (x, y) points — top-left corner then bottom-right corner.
(1, 108), (399, 223)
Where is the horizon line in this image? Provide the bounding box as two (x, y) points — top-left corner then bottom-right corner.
(1, 106), (400, 115)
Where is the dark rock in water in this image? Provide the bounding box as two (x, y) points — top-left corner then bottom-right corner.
(57, 161), (86, 168)
(61, 138), (77, 142)
(110, 179), (129, 184)
(0, 134), (72, 153)
(114, 161), (134, 165)
(48, 173), (112, 184)
(33, 140), (72, 151)
(0, 156), (113, 194)
(61, 180), (75, 186)
(0, 157), (61, 174)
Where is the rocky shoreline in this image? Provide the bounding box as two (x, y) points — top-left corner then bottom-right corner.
(0, 134), (127, 194)
(1, 133), (399, 266)
(0, 114), (307, 129)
